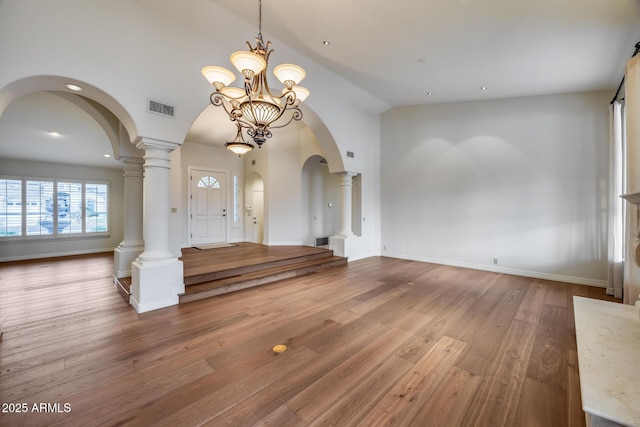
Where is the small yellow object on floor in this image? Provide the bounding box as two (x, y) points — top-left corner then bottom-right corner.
(272, 344), (287, 354)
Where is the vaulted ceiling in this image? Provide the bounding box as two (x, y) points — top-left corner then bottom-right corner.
(1, 0), (639, 167)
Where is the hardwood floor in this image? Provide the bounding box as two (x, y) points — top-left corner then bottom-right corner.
(0, 252), (619, 426)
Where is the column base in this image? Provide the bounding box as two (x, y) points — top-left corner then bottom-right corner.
(130, 258), (184, 313)
(330, 235), (356, 258)
(114, 244), (144, 278)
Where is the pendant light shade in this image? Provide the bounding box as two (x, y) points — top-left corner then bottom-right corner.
(230, 51), (267, 77)
(201, 66), (236, 89)
(273, 64), (306, 89)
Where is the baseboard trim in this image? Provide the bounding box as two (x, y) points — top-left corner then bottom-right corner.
(384, 252), (607, 288)
(0, 247), (115, 263)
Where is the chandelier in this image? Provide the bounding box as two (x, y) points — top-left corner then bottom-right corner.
(201, 0), (310, 155)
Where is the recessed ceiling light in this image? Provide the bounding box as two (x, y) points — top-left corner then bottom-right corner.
(104, 154), (111, 158)
(65, 83), (83, 91)
(480, 86), (487, 90)
(322, 41), (330, 46)
(48, 130), (61, 137)
(427, 92), (433, 96)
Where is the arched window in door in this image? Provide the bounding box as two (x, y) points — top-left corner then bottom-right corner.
(198, 176), (220, 189)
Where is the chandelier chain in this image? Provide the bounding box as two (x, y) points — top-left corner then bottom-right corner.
(258, 0), (263, 41)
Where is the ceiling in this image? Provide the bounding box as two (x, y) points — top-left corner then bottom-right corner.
(1, 0), (639, 167)
(206, 0), (640, 107)
(0, 92), (122, 169)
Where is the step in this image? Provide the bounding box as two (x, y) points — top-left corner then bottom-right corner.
(179, 256), (347, 304)
(115, 276), (131, 303)
(183, 250), (335, 286)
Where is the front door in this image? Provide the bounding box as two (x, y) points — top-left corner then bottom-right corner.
(190, 169), (226, 245)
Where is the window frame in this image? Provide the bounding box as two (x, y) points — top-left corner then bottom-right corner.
(0, 175), (110, 241)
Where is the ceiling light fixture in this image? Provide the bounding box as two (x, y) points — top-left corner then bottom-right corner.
(201, 0), (309, 155)
(48, 130), (61, 137)
(225, 122), (255, 156)
(65, 83), (83, 92)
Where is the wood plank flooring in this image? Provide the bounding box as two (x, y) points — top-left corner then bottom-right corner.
(0, 253), (619, 426)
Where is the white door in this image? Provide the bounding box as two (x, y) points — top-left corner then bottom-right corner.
(190, 169), (226, 245)
(252, 190), (264, 244)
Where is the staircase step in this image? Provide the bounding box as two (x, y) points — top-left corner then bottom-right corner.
(179, 256), (347, 304)
(183, 249), (335, 286)
(115, 276), (131, 303)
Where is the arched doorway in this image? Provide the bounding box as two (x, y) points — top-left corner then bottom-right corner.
(301, 155), (341, 246)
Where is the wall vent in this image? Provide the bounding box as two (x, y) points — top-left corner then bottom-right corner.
(346, 151), (355, 158)
(148, 99), (176, 118)
(315, 236), (329, 247)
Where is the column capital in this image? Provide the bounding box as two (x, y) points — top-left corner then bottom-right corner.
(134, 136), (181, 152)
(119, 156), (145, 178)
(118, 155), (145, 166)
(335, 171), (359, 179)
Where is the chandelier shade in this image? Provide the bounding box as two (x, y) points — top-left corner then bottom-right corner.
(230, 51), (266, 77)
(201, 66), (236, 88)
(273, 64), (306, 89)
(225, 123), (254, 156)
(241, 101), (281, 127)
(286, 86), (310, 104)
(219, 86), (247, 101)
(201, 0), (309, 154)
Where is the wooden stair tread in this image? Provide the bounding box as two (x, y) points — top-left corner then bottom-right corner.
(183, 250), (336, 285)
(182, 246), (331, 274)
(182, 256), (347, 295)
(179, 256), (347, 304)
(115, 243), (348, 304)
(115, 276), (131, 303)
(116, 277), (131, 293)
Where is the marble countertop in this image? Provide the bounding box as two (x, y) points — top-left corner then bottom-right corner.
(573, 296), (640, 427)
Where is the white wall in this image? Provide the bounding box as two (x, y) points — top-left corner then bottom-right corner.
(381, 91), (610, 286)
(0, 159), (124, 261)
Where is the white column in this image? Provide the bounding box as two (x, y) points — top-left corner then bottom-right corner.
(625, 54), (640, 308)
(130, 137), (184, 313)
(337, 172), (358, 237)
(114, 156), (144, 278)
(330, 171), (358, 258)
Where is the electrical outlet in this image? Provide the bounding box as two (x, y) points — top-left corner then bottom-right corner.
(493, 258), (498, 265)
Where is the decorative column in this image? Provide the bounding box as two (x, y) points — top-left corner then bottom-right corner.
(330, 171), (358, 258)
(337, 172), (358, 237)
(130, 137), (184, 313)
(113, 156), (144, 278)
(624, 53), (640, 314)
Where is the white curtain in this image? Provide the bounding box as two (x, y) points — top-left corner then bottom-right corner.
(607, 100), (625, 299)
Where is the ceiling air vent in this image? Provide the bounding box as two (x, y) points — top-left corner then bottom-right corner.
(148, 99), (176, 118)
